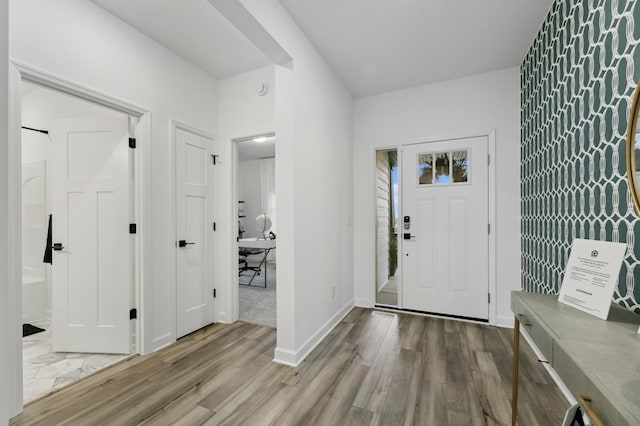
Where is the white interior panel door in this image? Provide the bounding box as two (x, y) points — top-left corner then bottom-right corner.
(176, 127), (215, 338)
(51, 118), (131, 354)
(401, 136), (489, 320)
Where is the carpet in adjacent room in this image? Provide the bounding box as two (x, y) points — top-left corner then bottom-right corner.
(239, 262), (276, 328)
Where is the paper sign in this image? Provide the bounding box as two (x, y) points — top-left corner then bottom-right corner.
(558, 238), (627, 320)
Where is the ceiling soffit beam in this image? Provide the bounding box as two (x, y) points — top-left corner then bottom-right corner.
(208, 0), (292, 67)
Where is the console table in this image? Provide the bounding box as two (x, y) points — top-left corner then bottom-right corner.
(511, 291), (640, 426)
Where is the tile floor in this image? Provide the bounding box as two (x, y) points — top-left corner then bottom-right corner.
(23, 319), (128, 402)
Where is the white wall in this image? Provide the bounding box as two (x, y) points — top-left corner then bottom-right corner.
(216, 65), (275, 324)
(1, 0), (11, 422)
(20, 134), (49, 322)
(10, 0), (218, 356)
(238, 0), (355, 364)
(353, 67), (521, 326)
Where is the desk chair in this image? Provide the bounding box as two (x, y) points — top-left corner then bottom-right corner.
(239, 248), (264, 275)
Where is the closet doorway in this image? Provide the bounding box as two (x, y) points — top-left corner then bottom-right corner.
(234, 133), (276, 328)
(174, 123), (216, 338)
(20, 81), (136, 402)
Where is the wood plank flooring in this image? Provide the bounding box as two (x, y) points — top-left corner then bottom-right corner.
(11, 308), (567, 425)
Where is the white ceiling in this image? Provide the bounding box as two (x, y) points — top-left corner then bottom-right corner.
(278, 0), (555, 97)
(89, 0), (554, 97)
(237, 139), (276, 162)
(89, 0), (271, 79)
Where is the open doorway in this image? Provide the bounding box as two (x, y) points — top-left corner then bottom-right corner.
(20, 81), (135, 402)
(235, 133), (276, 328)
(375, 149), (399, 306)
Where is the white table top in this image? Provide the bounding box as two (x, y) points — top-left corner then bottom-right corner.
(239, 238), (276, 249)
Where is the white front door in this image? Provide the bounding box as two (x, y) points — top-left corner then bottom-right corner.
(51, 118), (131, 354)
(401, 136), (489, 320)
(176, 127), (215, 338)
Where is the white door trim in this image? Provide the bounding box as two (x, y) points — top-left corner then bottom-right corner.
(8, 60), (151, 412)
(170, 119), (217, 340)
(370, 130), (497, 325)
(227, 128), (276, 324)
(371, 147), (403, 309)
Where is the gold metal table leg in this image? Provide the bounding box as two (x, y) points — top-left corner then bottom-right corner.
(246, 248), (270, 288)
(578, 396), (605, 426)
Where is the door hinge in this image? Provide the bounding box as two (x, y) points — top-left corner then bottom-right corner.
(213, 289), (217, 298)
(129, 223), (137, 234)
(488, 223), (490, 234)
(488, 154), (490, 165)
(211, 154), (219, 165)
(130, 308), (137, 320)
(488, 293), (491, 304)
(213, 222), (216, 232)
(129, 137), (136, 149)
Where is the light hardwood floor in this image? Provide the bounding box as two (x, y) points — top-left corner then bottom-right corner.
(11, 308), (566, 425)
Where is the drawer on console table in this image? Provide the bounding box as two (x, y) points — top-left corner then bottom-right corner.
(553, 343), (631, 426)
(511, 295), (554, 361)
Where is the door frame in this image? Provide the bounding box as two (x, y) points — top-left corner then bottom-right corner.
(229, 129), (276, 324)
(8, 60), (151, 411)
(372, 148), (403, 308)
(170, 119), (217, 338)
(371, 130), (497, 325)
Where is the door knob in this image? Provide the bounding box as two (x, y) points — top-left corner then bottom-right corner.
(178, 240), (196, 248)
(52, 243), (64, 251)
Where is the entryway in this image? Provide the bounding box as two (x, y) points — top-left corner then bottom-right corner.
(375, 135), (491, 321)
(20, 80), (136, 401)
(235, 133), (277, 328)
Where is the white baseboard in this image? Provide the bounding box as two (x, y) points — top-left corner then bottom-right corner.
(151, 332), (174, 352)
(216, 311), (232, 324)
(272, 347), (297, 366)
(354, 297), (371, 307)
(273, 300), (354, 367)
(496, 314), (514, 328)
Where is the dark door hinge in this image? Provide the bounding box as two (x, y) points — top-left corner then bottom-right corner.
(129, 138), (136, 149)
(213, 222), (216, 232)
(211, 154), (219, 165)
(213, 289), (217, 298)
(488, 293), (491, 304)
(129, 223), (137, 234)
(488, 224), (490, 234)
(130, 308), (137, 320)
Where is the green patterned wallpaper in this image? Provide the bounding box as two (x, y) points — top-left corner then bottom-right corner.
(521, 0), (640, 311)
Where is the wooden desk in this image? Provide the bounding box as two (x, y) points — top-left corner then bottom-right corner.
(511, 291), (640, 426)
